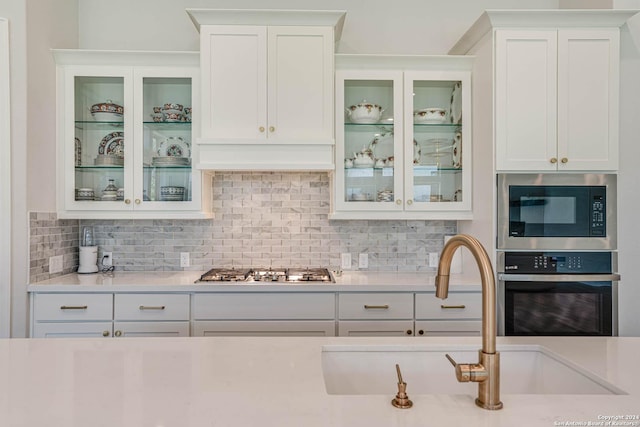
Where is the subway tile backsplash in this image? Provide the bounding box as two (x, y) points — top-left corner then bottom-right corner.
(29, 212), (80, 282)
(29, 172), (456, 281)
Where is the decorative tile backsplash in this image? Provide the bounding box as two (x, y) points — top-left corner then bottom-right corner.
(29, 172), (456, 281)
(29, 212), (80, 282)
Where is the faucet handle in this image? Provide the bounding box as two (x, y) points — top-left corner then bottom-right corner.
(445, 354), (488, 383)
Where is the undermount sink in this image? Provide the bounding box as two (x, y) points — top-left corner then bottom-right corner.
(321, 344), (626, 396)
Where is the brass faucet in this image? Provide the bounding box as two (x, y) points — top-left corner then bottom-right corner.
(435, 234), (503, 410)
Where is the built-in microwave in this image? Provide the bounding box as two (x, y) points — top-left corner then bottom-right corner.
(497, 174), (617, 250)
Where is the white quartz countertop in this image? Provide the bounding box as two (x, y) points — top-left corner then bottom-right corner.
(28, 271), (482, 292)
(0, 336), (638, 426)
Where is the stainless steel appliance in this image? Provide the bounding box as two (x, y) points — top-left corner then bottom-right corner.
(497, 251), (619, 336)
(198, 267), (335, 283)
(497, 173), (616, 250)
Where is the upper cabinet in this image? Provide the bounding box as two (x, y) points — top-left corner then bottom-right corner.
(54, 50), (212, 219)
(331, 55), (473, 220)
(450, 10), (637, 173)
(186, 9), (346, 171)
(495, 28), (619, 171)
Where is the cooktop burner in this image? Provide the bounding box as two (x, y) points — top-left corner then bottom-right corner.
(198, 267), (334, 283)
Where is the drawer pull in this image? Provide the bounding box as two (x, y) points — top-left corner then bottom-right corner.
(139, 305), (166, 310)
(364, 304), (389, 309)
(60, 305), (88, 310)
(441, 304), (466, 309)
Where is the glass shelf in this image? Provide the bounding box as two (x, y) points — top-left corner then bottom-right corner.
(143, 121), (192, 129)
(74, 121), (124, 130)
(76, 165), (124, 170)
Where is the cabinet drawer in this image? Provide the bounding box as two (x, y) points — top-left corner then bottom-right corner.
(192, 320), (336, 337)
(114, 294), (190, 321)
(33, 293), (113, 321)
(338, 293), (413, 320)
(415, 292), (481, 319)
(192, 293), (335, 320)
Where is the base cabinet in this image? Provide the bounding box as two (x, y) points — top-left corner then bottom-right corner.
(415, 291), (482, 337)
(30, 289), (481, 338)
(31, 292), (190, 338)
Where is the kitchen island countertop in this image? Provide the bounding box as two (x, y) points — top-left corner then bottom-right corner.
(28, 270), (482, 292)
(0, 335), (638, 426)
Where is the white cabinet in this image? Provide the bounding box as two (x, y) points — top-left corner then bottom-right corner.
(54, 50), (212, 219)
(332, 55), (473, 220)
(31, 292), (190, 338)
(192, 293), (336, 337)
(494, 27), (620, 171)
(414, 291), (481, 337)
(337, 293), (414, 337)
(187, 9), (345, 170)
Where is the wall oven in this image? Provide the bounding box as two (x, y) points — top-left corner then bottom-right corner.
(497, 174), (617, 250)
(497, 251), (619, 336)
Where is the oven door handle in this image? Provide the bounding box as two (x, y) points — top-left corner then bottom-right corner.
(498, 273), (620, 282)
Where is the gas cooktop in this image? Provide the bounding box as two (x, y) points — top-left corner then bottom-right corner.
(198, 267), (335, 283)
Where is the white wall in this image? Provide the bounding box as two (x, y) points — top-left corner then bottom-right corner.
(77, 0), (560, 54)
(0, 0), (77, 337)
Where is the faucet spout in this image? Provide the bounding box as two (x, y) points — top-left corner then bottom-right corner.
(434, 234), (502, 410)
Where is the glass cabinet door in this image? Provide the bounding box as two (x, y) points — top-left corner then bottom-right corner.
(336, 71), (403, 211)
(137, 75), (193, 207)
(404, 71), (470, 212)
(72, 74), (131, 209)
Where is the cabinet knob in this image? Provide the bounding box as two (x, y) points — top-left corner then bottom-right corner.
(259, 126), (265, 133)
(418, 330), (424, 336)
(135, 199), (141, 205)
(396, 199), (402, 205)
(407, 199), (413, 205)
(269, 126), (275, 133)
(102, 330), (110, 337)
(124, 199), (131, 205)
(561, 157), (568, 164)
(114, 330), (122, 337)
(406, 329), (413, 336)
(550, 157), (558, 164)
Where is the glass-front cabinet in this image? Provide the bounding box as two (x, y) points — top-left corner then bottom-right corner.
(332, 55), (472, 220)
(55, 50), (211, 219)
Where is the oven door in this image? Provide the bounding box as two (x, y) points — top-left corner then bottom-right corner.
(498, 273), (619, 336)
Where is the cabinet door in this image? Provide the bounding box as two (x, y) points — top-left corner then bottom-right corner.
(193, 320), (335, 337)
(201, 25), (267, 140)
(133, 67), (202, 210)
(495, 30), (558, 171)
(62, 66), (135, 211)
(32, 322), (113, 338)
(338, 320), (414, 337)
(335, 70), (404, 213)
(404, 71), (471, 214)
(557, 29), (619, 171)
(267, 26), (334, 143)
(113, 321), (190, 337)
(414, 320), (481, 337)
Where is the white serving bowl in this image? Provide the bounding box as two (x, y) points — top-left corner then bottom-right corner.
(414, 107), (447, 124)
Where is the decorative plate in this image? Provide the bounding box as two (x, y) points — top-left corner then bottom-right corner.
(98, 132), (124, 157)
(157, 136), (190, 158)
(450, 82), (462, 124)
(452, 132), (462, 169)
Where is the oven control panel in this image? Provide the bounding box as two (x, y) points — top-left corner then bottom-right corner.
(503, 251), (612, 274)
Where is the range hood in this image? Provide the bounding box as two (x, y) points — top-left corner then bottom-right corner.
(187, 9), (346, 171)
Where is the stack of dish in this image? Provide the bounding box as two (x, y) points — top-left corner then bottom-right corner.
(94, 154), (124, 166)
(152, 156), (191, 167)
(377, 189), (393, 202)
(75, 188), (95, 201)
(160, 186), (185, 201)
